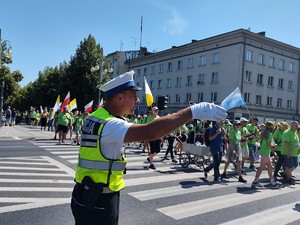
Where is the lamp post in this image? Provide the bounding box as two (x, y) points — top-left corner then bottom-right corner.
(0, 29), (12, 127)
(91, 58), (113, 106)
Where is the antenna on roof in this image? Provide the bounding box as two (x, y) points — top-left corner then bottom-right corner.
(140, 16), (143, 57)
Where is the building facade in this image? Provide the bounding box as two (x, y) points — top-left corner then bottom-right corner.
(108, 29), (300, 123)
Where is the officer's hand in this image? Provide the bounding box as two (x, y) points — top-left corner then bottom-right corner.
(190, 102), (227, 121)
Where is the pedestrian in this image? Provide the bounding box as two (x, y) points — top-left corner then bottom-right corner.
(40, 108), (48, 131)
(252, 121), (277, 187)
(281, 121), (299, 184)
(203, 120), (225, 182)
(221, 120), (247, 183)
(246, 117), (260, 171)
(73, 111), (84, 145)
(70, 70), (227, 225)
(5, 106), (12, 126)
(11, 108), (16, 126)
(146, 106), (161, 170)
(55, 106), (72, 144)
(164, 129), (178, 163)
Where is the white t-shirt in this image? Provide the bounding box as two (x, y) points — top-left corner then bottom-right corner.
(100, 118), (132, 160)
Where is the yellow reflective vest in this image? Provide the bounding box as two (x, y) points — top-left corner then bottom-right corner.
(75, 107), (127, 192)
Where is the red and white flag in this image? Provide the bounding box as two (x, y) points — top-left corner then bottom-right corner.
(84, 100), (94, 113)
(98, 98), (103, 108)
(60, 91), (70, 112)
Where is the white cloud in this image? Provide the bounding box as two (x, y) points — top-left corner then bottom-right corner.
(162, 9), (187, 36)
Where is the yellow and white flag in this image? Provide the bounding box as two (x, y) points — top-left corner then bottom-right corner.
(52, 95), (60, 118)
(68, 98), (77, 112)
(144, 76), (154, 107)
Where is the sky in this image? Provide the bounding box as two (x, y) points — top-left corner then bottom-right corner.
(1, 0), (300, 87)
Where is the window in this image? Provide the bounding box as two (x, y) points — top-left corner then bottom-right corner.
(200, 55), (206, 66)
(198, 92), (204, 102)
(198, 74), (205, 84)
(211, 72), (219, 83)
(213, 52), (220, 63)
(278, 78), (284, 89)
(277, 98), (282, 108)
(244, 93), (250, 103)
(187, 58), (194, 68)
(159, 64), (164, 73)
(186, 93), (192, 103)
(267, 76), (274, 87)
(166, 78), (171, 88)
(245, 71), (251, 83)
(150, 80), (154, 89)
(288, 62), (294, 72)
(167, 62), (173, 72)
(143, 67), (147, 76)
(158, 79), (162, 88)
(175, 94), (181, 103)
(269, 56), (275, 67)
(258, 53), (264, 65)
(267, 97), (272, 106)
(287, 100), (292, 109)
(150, 65), (155, 75)
(137, 69), (141, 76)
(279, 59), (285, 70)
(256, 95), (262, 105)
(246, 50), (253, 61)
(257, 74), (263, 85)
(288, 80), (293, 90)
(177, 60), (182, 70)
(176, 77), (182, 87)
(186, 75), (193, 86)
(210, 92), (217, 102)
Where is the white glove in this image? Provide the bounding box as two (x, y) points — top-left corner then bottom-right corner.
(190, 102), (227, 121)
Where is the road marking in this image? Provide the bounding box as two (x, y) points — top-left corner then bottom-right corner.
(0, 198), (70, 214)
(219, 201), (300, 225)
(0, 187), (73, 192)
(157, 185), (300, 220)
(51, 151), (78, 155)
(0, 178), (74, 183)
(0, 161), (50, 165)
(0, 166), (63, 171)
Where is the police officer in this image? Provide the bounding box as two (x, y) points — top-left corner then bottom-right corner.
(70, 70), (227, 225)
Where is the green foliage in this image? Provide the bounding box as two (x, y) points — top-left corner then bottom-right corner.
(6, 34), (112, 112)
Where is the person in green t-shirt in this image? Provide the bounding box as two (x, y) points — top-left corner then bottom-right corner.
(221, 120), (247, 183)
(281, 121), (299, 184)
(246, 117), (260, 171)
(273, 121), (289, 178)
(55, 106), (72, 144)
(252, 121), (277, 187)
(73, 112), (84, 145)
(239, 117), (250, 175)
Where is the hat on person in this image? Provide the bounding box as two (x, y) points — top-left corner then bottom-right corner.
(100, 70), (142, 97)
(240, 117), (249, 122)
(265, 121), (275, 129)
(234, 120), (241, 125)
(152, 106), (159, 111)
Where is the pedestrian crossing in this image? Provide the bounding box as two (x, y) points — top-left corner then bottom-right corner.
(0, 155), (74, 214)
(29, 139), (300, 224)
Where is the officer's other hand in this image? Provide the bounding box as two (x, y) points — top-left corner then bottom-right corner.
(190, 102), (227, 121)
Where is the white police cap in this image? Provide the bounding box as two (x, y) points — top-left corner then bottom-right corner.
(100, 70), (142, 96)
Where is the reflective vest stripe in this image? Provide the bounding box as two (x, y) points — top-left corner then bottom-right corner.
(88, 117), (107, 124)
(81, 141), (97, 147)
(78, 158), (126, 171)
(81, 134), (99, 140)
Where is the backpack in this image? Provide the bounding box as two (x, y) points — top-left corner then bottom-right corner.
(204, 127), (211, 146)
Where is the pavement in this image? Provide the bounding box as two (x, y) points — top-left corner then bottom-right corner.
(0, 124), (55, 140)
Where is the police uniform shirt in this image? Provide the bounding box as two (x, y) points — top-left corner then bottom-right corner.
(100, 118), (132, 160)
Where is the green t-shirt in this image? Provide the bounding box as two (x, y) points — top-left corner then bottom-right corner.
(146, 115), (160, 123)
(229, 129), (241, 144)
(281, 129), (299, 157)
(30, 111), (36, 119)
(57, 112), (72, 126)
(246, 123), (259, 144)
(273, 129), (283, 152)
(259, 132), (273, 156)
(74, 116), (84, 130)
(239, 126), (250, 149)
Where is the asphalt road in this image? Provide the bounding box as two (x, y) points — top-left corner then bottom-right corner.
(1, 125), (300, 225)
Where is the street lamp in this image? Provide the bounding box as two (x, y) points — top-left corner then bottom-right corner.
(91, 58), (113, 106)
(0, 29), (13, 127)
